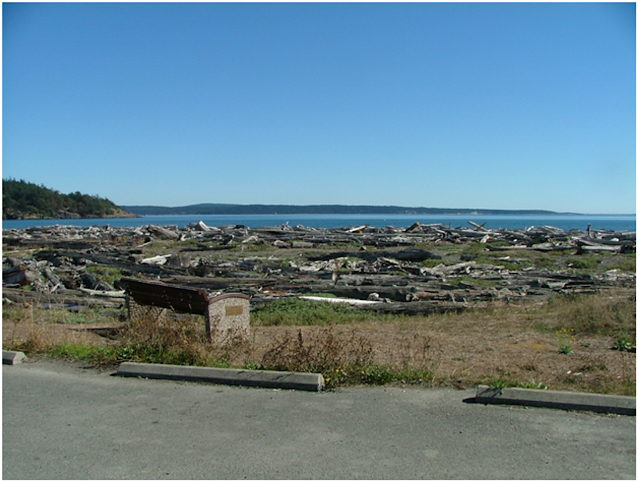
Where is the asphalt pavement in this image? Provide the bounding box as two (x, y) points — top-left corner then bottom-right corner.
(3, 359), (636, 479)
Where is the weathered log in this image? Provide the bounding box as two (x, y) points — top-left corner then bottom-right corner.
(3, 265), (37, 286)
(299, 296), (383, 306)
(141, 254), (172, 265)
(380, 249), (441, 262)
(577, 245), (621, 254)
(78, 288), (126, 298)
(468, 221), (489, 232)
(147, 225), (179, 240)
(344, 225), (369, 234)
(405, 222), (422, 233)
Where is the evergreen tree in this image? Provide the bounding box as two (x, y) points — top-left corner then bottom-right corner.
(2, 179), (127, 219)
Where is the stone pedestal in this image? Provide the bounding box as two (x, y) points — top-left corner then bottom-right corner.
(205, 294), (251, 343)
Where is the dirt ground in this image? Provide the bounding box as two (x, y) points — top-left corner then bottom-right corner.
(4, 299), (635, 395)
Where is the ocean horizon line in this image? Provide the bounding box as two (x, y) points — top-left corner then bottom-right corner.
(3, 212), (635, 233)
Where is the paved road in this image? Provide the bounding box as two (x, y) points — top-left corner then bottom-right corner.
(3, 359), (635, 479)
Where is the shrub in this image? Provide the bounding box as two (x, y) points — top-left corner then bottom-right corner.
(259, 328), (438, 389)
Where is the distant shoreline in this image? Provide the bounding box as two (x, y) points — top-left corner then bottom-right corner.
(122, 203), (591, 217)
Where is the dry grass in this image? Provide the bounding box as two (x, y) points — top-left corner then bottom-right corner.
(3, 289), (636, 395)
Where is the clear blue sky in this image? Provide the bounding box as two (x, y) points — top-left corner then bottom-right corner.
(3, 2), (636, 214)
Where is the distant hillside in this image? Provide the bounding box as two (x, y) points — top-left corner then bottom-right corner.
(2, 179), (136, 220)
(124, 203), (562, 216)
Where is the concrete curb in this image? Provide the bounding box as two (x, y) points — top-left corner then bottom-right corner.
(474, 385), (635, 416)
(116, 362), (325, 392)
(3, 351), (27, 365)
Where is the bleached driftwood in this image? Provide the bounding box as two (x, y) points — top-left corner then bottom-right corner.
(299, 296), (382, 306)
(140, 254), (172, 265)
(78, 288), (126, 298)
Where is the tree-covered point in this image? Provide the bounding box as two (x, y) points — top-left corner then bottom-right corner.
(2, 179), (133, 220)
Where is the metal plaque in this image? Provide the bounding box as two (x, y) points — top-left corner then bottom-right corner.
(225, 305), (244, 316)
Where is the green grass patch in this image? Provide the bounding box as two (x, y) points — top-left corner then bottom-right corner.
(140, 241), (169, 255)
(568, 256), (600, 271)
(450, 276), (499, 288)
(251, 298), (394, 326)
(607, 254), (636, 273)
(529, 254), (560, 269)
(420, 259), (446, 268)
(475, 257), (526, 271)
(331, 242), (365, 248)
(49, 343), (121, 364)
(47, 341), (229, 368)
(85, 266), (124, 286)
(2, 303), (110, 326)
(462, 242), (489, 255)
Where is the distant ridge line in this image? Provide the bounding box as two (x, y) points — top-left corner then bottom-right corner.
(123, 204), (575, 216)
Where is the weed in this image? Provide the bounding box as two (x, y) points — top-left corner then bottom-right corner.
(556, 328), (576, 354)
(393, 334), (441, 374)
(618, 351), (636, 396)
(258, 328), (438, 389)
(558, 345), (573, 355)
(123, 311), (213, 366)
(516, 380), (548, 390)
(487, 377), (510, 389)
(391, 368), (435, 385)
(359, 364), (393, 385)
(3, 302), (48, 354)
(613, 335), (636, 352)
(260, 329), (374, 388)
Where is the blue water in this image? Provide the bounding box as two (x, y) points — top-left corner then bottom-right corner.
(2, 214), (635, 232)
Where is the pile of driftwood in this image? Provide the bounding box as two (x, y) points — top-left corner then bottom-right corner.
(3, 220), (635, 251)
(3, 221), (636, 315)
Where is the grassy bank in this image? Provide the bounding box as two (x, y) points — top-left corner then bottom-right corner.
(3, 289), (635, 394)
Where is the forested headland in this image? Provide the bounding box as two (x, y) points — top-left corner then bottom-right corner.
(3, 178), (570, 220)
(124, 203), (561, 216)
(2, 179), (135, 220)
